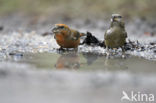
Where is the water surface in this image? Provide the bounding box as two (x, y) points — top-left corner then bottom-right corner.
(1, 52), (156, 103)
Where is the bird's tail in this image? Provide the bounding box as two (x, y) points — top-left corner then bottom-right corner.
(80, 33), (87, 37)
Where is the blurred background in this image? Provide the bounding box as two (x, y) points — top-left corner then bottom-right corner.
(0, 0), (156, 37)
(0, 0), (156, 20)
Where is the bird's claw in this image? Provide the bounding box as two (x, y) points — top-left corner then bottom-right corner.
(57, 47), (65, 53)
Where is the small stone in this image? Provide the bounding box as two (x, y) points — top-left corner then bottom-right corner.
(9, 52), (23, 56)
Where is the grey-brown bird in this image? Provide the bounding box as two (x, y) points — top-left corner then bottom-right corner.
(104, 14), (127, 57)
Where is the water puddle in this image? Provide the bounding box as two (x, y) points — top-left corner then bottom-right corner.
(7, 52), (156, 74)
(0, 52), (156, 103)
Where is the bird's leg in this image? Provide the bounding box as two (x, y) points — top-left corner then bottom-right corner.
(73, 48), (78, 52)
(106, 47), (110, 58)
(58, 47), (65, 52)
(113, 48), (117, 55)
(66, 48), (69, 51)
(121, 46), (126, 58)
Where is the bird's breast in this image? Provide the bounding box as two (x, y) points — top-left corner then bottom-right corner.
(55, 33), (80, 48)
(105, 27), (126, 48)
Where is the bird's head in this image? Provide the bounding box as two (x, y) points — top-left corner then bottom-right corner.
(110, 14), (125, 28)
(52, 24), (70, 35)
(111, 14), (122, 22)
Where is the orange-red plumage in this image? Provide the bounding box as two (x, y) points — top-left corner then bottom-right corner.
(55, 53), (80, 69)
(52, 24), (85, 49)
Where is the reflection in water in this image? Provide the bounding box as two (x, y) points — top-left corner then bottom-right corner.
(11, 52), (156, 73)
(55, 52), (128, 71)
(55, 53), (80, 69)
(82, 52), (99, 65)
(104, 58), (128, 71)
(82, 52), (128, 71)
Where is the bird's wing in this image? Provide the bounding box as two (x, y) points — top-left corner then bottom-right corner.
(70, 30), (80, 40)
(104, 29), (113, 40)
(120, 22), (125, 28)
(122, 30), (127, 38)
(120, 22), (127, 38)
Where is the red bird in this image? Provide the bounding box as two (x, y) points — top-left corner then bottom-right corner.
(52, 24), (85, 50)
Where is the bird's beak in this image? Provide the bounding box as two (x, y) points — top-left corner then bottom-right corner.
(52, 27), (59, 33)
(114, 18), (121, 22)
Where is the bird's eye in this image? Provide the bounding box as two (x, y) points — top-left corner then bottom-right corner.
(113, 17), (117, 20)
(59, 26), (64, 29)
(118, 16), (122, 18)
